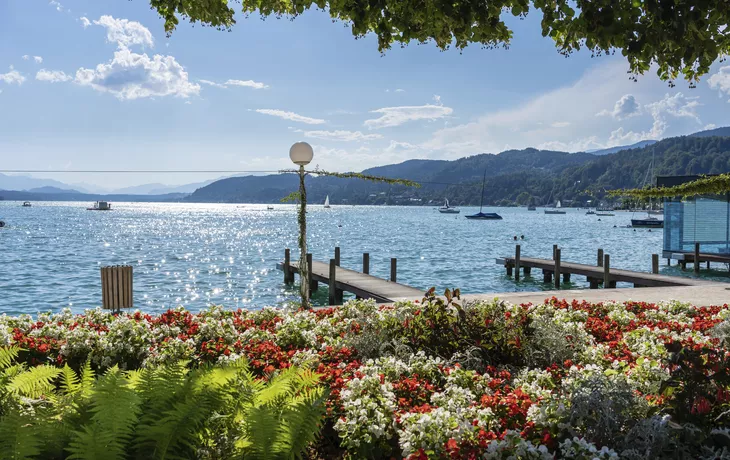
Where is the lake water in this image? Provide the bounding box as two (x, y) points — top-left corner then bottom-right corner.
(0, 201), (714, 315)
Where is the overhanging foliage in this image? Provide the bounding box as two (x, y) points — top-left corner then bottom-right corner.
(279, 168), (421, 188)
(610, 173), (730, 199)
(147, 0), (730, 83)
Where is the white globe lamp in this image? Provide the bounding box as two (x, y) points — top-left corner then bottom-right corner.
(289, 142), (314, 166)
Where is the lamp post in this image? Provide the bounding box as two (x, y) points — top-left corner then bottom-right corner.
(289, 142), (314, 308)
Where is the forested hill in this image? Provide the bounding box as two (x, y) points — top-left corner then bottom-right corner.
(186, 133), (730, 207)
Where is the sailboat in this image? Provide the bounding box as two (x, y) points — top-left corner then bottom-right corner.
(631, 152), (664, 228)
(544, 200), (566, 215)
(324, 195), (331, 208)
(465, 171), (502, 220)
(438, 199), (460, 214)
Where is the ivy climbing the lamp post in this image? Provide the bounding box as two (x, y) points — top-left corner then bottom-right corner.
(282, 144), (420, 309)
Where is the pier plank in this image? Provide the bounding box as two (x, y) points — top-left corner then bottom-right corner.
(277, 260), (423, 302)
(497, 256), (714, 287)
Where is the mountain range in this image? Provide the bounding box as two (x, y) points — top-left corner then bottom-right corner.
(3, 126), (730, 206)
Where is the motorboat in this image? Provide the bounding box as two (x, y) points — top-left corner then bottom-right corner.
(631, 216), (663, 228)
(87, 201), (112, 211)
(22, 201), (31, 207)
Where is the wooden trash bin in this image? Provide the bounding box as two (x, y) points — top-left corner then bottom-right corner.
(101, 265), (133, 312)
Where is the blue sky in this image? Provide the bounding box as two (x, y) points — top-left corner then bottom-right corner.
(1, 0), (730, 190)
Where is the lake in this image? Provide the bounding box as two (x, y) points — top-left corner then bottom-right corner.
(0, 201), (703, 315)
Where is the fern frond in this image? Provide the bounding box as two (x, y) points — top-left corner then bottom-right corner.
(8, 365), (61, 399)
(0, 409), (43, 460)
(60, 364), (80, 396)
(273, 387), (327, 458)
(79, 360), (95, 396)
(0, 346), (19, 371)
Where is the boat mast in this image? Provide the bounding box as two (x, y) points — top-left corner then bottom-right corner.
(479, 170), (486, 212)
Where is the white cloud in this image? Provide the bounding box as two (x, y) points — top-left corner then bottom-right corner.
(596, 94), (641, 120)
(225, 79), (268, 89)
(607, 92), (701, 145)
(49, 0), (63, 11)
(704, 123), (717, 131)
(93, 15), (154, 49)
(80, 17), (91, 28)
(551, 121), (571, 128)
(708, 66), (730, 102)
(22, 55), (29, 60)
(364, 104), (453, 129)
(255, 109), (325, 125)
(301, 130), (383, 142)
(33, 56), (43, 64)
(75, 47), (199, 100)
(36, 69), (72, 83)
(395, 89), (405, 93)
(199, 79), (227, 89)
(0, 68), (25, 85)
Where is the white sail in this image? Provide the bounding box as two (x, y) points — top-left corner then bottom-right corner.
(556, 200), (562, 208)
(324, 195), (330, 208)
(444, 199), (449, 208)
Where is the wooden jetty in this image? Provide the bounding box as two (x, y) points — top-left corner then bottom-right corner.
(498, 245), (714, 289)
(277, 248), (423, 304)
(665, 243), (730, 274)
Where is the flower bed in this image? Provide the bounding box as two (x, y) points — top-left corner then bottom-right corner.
(3, 291), (730, 459)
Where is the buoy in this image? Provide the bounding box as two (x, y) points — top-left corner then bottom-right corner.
(0, 221), (5, 228)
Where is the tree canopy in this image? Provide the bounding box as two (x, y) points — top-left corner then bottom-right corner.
(611, 173), (730, 199)
(147, 0), (729, 83)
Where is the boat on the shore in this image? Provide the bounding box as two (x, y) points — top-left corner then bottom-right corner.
(466, 171), (502, 220)
(87, 201), (112, 211)
(22, 201), (31, 207)
(438, 199), (460, 214)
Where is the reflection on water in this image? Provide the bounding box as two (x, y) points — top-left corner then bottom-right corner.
(0, 201), (705, 314)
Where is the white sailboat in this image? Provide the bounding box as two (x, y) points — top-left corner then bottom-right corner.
(544, 199), (566, 215)
(324, 195), (331, 208)
(438, 198), (460, 214)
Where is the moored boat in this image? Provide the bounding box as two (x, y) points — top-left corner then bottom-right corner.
(87, 201), (112, 211)
(22, 201), (31, 207)
(544, 200), (566, 214)
(631, 216), (664, 228)
(466, 171), (502, 220)
(438, 199), (460, 214)
(324, 195), (331, 208)
(527, 205), (536, 211)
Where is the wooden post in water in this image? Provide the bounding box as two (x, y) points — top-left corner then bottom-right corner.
(506, 263), (513, 277)
(588, 278), (599, 289)
(597, 249), (604, 267)
(603, 254), (611, 288)
(515, 245), (521, 281)
(694, 243), (700, 274)
(652, 254), (659, 274)
(307, 253), (317, 292)
(553, 244), (558, 260)
(334, 247), (341, 267)
(543, 270), (552, 283)
(328, 259), (337, 305)
(363, 253), (370, 274)
(390, 258), (397, 282)
(554, 248), (561, 289)
(283, 248), (293, 283)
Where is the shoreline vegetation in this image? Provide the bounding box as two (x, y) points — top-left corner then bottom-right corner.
(3, 291), (730, 458)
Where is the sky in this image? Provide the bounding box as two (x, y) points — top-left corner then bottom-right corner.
(1, 0), (730, 190)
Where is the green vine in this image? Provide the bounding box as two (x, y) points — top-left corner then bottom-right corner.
(610, 174), (730, 199)
(279, 168), (421, 188)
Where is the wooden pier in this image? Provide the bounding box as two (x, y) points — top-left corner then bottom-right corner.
(277, 248), (423, 304)
(664, 243), (730, 274)
(498, 245), (715, 289)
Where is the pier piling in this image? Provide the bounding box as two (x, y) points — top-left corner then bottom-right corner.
(652, 254), (659, 274)
(283, 249), (293, 283)
(554, 249), (561, 289)
(335, 247), (341, 267)
(515, 245), (521, 281)
(695, 243), (701, 274)
(363, 253), (370, 274)
(597, 249), (604, 267)
(390, 258), (397, 282)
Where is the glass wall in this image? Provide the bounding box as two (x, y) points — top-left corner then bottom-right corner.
(663, 195), (730, 254)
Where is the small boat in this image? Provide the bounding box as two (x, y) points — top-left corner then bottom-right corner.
(438, 199), (460, 214)
(585, 209), (595, 215)
(0, 220), (5, 228)
(466, 171), (502, 220)
(324, 195), (331, 208)
(22, 201), (31, 207)
(527, 205), (536, 211)
(648, 209), (663, 215)
(266, 205), (274, 210)
(87, 201), (112, 211)
(631, 216), (664, 228)
(544, 200), (566, 215)
(596, 212), (615, 217)
(596, 207), (614, 212)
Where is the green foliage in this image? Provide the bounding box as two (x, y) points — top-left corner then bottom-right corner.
(146, 0), (730, 83)
(611, 173), (730, 199)
(388, 288), (532, 367)
(0, 348), (327, 460)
